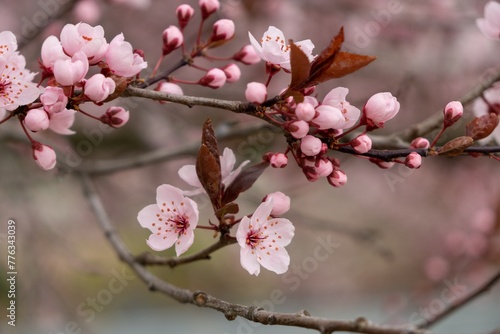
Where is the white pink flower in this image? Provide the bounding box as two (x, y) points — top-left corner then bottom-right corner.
(53, 51), (89, 86)
(105, 33), (147, 77)
(362, 92), (400, 129)
(477, 1), (500, 40)
(178, 147), (249, 196)
(236, 198), (295, 275)
(84, 73), (116, 102)
(32, 142), (57, 170)
(248, 26), (315, 71)
(245, 82), (267, 104)
(60, 23), (108, 64)
(319, 87), (360, 129)
(137, 184), (199, 256)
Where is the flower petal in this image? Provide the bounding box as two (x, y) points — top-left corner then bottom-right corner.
(146, 232), (177, 252)
(236, 216), (251, 248)
(156, 184), (185, 210)
(240, 245), (261, 276)
(49, 108), (76, 135)
(251, 198), (274, 228)
(264, 218), (295, 247)
(137, 204), (162, 231)
(175, 229), (195, 256)
(256, 245), (290, 274)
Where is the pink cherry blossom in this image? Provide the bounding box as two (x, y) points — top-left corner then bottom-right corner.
(362, 92), (400, 129)
(40, 35), (68, 71)
(295, 102), (316, 121)
(0, 31), (18, 58)
(404, 152), (422, 169)
(84, 73), (116, 102)
(236, 198), (295, 275)
(60, 23), (108, 64)
(74, 0), (102, 24)
(249, 26), (315, 71)
(199, 0), (220, 19)
(100, 106), (129, 128)
(40, 86), (68, 114)
(233, 44), (261, 65)
(289, 120), (309, 139)
(210, 19), (235, 42)
(300, 135), (322, 156)
(48, 108), (76, 135)
(53, 51), (89, 86)
(199, 68), (226, 89)
(313, 105), (344, 130)
(269, 153), (288, 168)
(24, 108), (49, 132)
(351, 134), (372, 154)
(137, 184), (199, 256)
(443, 101), (463, 128)
(32, 142), (57, 170)
(222, 63), (241, 83)
(264, 192), (291, 216)
(176, 4), (194, 29)
(178, 147), (249, 196)
(105, 33), (147, 77)
(245, 82), (267, 104)
(476, 1), (500, 40)
(321, 87), (361, 129)
(162, 25), (184, 55)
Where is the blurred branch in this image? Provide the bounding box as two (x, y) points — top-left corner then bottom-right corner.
(80, 172), (429, 334)
(135, 235), (236, 267)
(418, 269), (500, 329)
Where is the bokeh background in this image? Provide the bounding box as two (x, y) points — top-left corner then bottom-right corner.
(1, 0), (500, 333)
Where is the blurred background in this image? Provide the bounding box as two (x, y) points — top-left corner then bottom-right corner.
(1, 0), (500, 333)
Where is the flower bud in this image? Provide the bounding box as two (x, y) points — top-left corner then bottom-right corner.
(302, 166), (319, 182)
(269, 153), (288, 168)
(443, 101), (463, 128)
(156, 82), (183, 104)
(295, 102), (316, 122)
(410, 137), (430, 149)
(199, 0), (219, 19)
(300, 135), (322, 156)
(289, 120), (309, 139)
(25, 109), (49, 132)
(245, 82), (267, 104)
(176, 4), (194, 29)
(162, 25), (184, 55)
(40, 86), (68, 114)
(84, 73), (116, 102)
(221, 63), (241, 83)
(53, 51), (89, 86)
(362, 92), (400, 130)
(314, 158), (333, 177)
(233, 44), (261, 65)
(327, 170), (347, 187)
(210, 19), (235, 42)
(264, 192), (291, 216)
(404, 152), (422, 169)
(351, 134), (372, 154)
(32, 142), (57, 170)
(313, 105), (344, 130)
(100, 106), (129, 128)
(369, 158), (395, 169)
(199, 68), (226, 89)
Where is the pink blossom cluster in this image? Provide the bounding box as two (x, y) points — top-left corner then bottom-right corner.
(138, 147), (295, 276)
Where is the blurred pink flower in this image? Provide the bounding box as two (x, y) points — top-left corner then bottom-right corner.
(477, 1), (500, 40)
(424, 256), (449, 282)
(236, 198), (295, 275)
(137, 184), (199, 256)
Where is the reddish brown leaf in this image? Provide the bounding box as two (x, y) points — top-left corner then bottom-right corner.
(289, 40), (312, 91)
(466, 113), (499, 140)
(201, 118), (220, 164)
(438, 136), (474, 156)
(221, 162), (269, 205)
(307, 52), (376, 86)
(196, 144), (222, 209)
(215, 202), (240, 219)
(308, 27), (344, 82)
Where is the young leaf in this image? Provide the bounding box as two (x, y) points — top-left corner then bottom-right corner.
(196, 144), (222, 209)
(289, 40), (312, 90)
(221, 162), (270, 205)
(215, 202), (240, 220)
(466, 113), (499, 140)
(201, 118), (220, 164)
(308, 27), (345, 83)
(438, 136), (474, 156)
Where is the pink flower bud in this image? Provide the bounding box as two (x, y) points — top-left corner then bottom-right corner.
(327, 170), (347, 187)
(199, 68), (226, 89)
(74, 0), (101, 25)
(162, 25), (184, 55)
(313, 105), (344, 130)
(302, 166), (319, 182)
(314, 158), (333, 177)
(369, 158), (395, 169)
(84, 73), (116, 102)
(410, 137), (430, 149)
(25, 109), (49, 132)
(424, 256), (449, 282)
(404, 152), (422, 169)
(41, 36), (67, 70)
(300, 135), (322, 156)
(289, 120), (309, 139)
(32, 142), (56, 170)
(264, 191), (291, 216)
(222, 63), (241, 83)
(351, 134), (372, 154)
(443, 101), (463, 128)
(100, 106), (129, 128)
(156, 82), (183, 104)
(295, 102), (316, 121)
(199, 0), (219, 19)
(245, 82), (267, 104)
(176, 4), (194, 29)
(362, 92), (400, 130)
(233, 44), (261, 65)
(210, 19), (235, 42)
(53, 51), (89, 86)
(40, 86), (68, 114)
(269, 153), (288, 168)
